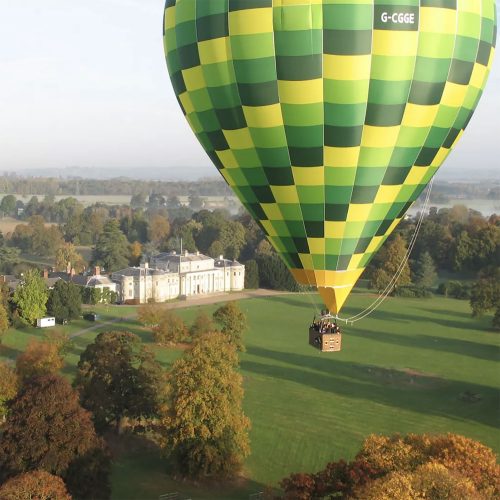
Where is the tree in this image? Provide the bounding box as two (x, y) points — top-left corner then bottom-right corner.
(130, 192), (147, 208)
(0, 470), (71, 500)
(54, 242), (86, 273)
(47, 280), (82, 323)
(412, 251), (437, 289)
(213, 301), (248, 352)
(12, 268), (49, 325)
(0, 233), (20, 274)
(15, 340), (64, 382)
(219, 220), (246, 260)
(0, 362), (18, 421)
(148, 214), (170, 245)
(75, 331), (165, 432)
(470, 269), (500, 325)
(92, 219), (130, 272)
(137, 303), (166, 327)
(369, 234), (411, 292)
(0, 194), (17, 217)
(161, 332), (250, 479)
(256, 253), (300, 292)
(11, 216), (64, 257)
(153, 310), (188, 344)
(278, 433), (500, 499)
(0, 375), (106, 484)
(355, 462), (481, 500)
(0, 301), (10, 342)
(189, 195), (203, 210)
(244, 259), (259, 289)
(207, 240), (224, 259)
(189, 310), (216, 340)
(64, 447), (111, 500)
(129, 240), (142, 266)
(493, 307), (500, 331)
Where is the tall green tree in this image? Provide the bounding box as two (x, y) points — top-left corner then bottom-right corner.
(0, 195), (17, 217)
(92, 219), (130, 272)
(12, 269), (49, 325)
(470, 268), (500, 329)
(244, 260), (259, 289)
(0, 232), (20, 274)
(412, 251), (437, 289)
(47, 280), (82, 323)
(75, 331), (165, 432)
(213, 301), (248, 352)
(256, 252), (300, 291)
(161, 332), (250, 479)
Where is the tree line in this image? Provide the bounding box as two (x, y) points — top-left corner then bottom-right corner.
(0, 176), (231, 198)
(365, 206), (499, 329)
(0, 196), (498, 328)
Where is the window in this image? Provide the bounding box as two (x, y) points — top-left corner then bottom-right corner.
(128, 290), (133, 297)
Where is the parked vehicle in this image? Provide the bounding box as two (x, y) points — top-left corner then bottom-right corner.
(36, 317), (56, 328)
(83, 312), (99, 322)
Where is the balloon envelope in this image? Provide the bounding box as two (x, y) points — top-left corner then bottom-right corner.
(163, 0), (496, 313)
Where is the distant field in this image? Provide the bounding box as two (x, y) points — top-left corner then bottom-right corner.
(0, 217), (56, 235)
(0, 292), (498, 499)
(0, 194), (239, 208)
(0, 217), (27, 234)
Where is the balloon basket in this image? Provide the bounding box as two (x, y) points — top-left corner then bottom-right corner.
(309, 327), (342, 352)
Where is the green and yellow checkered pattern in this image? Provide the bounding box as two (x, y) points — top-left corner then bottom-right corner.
(164, 0), (496, 313)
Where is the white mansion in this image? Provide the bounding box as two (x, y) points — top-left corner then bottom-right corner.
(111, 252), (245, 304)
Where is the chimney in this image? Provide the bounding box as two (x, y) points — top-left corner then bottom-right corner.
(43, 269), (49, 279)
(66, 261), (71, 275)
(0, 276), (5, 284)
(196, 251), (200, 256)
(184, 250), (188, 256)
(94, 266), (100, 276)
(219, 255), (223, 260)
(70, 268), (76, 277)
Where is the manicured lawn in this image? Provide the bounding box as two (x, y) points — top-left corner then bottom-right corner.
(1, 292), (499, 499)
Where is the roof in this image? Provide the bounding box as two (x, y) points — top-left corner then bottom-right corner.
(112, 267), (168, 278)
(214, 258), (243, 268)
(153, 252), (213, 263)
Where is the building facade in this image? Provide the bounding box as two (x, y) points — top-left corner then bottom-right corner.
(112, 252), (245, 304)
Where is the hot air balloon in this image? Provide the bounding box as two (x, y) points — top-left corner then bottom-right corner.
(163, 0), (496, 317)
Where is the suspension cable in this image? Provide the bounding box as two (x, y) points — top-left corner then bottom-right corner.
(336, 178), (435, 324)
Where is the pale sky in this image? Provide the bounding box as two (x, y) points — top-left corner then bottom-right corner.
(0, 0), (498, 174)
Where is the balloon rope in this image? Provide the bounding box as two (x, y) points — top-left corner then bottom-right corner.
(337, 178), (434, 324)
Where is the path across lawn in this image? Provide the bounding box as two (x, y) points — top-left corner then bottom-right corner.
(70, 289), (289, 339)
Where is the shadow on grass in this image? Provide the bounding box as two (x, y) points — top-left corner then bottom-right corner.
(0, 344), (21, 361)
(243, 346), (499, 428)
(348, 327), (499, 363)
(368, 308), (491, 333)
(110, 433), (266, 500)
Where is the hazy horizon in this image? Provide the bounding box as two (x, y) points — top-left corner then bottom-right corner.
(1, 1), (498, 174)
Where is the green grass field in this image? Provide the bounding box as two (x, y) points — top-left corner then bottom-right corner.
(1, 292), (499, 499)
